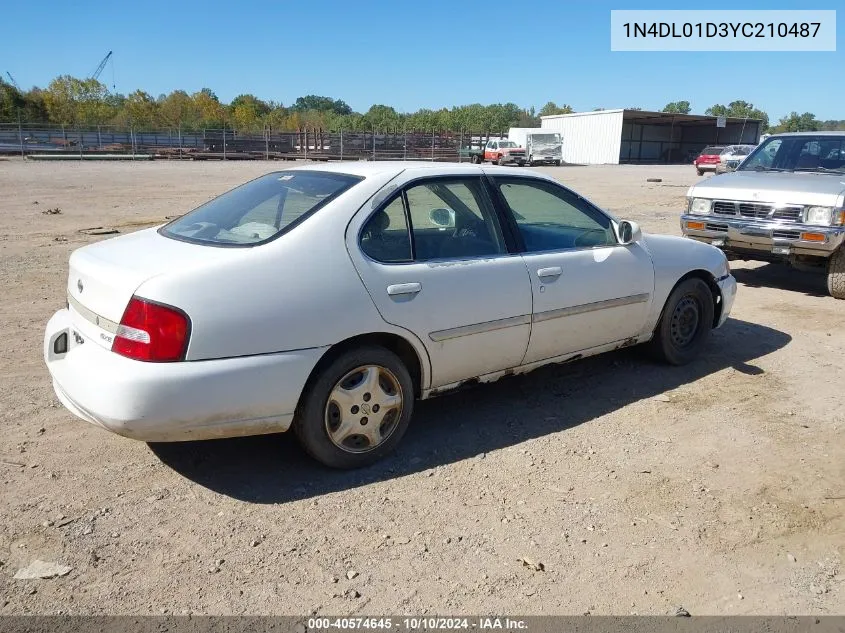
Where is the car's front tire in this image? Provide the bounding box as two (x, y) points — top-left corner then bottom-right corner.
(649, 278), (715, 365)
(294, 346), (414, 469)
(828, 247), (845, 299)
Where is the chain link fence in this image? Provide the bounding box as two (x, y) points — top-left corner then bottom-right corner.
(0, 123), (506, 162)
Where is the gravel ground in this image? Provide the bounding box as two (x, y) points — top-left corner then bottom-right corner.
(0, 158), (843, 615)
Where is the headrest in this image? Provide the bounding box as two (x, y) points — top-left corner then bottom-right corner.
(369, 210), (390, 232)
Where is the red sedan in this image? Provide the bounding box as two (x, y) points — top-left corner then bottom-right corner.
(693, 145), (727, 176)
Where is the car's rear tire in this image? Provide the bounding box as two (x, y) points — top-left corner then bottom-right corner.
(827, 247), (845, 299)
(696, 168), (704, 176)
(294, 346), (414, 469)
(649, 278), (715, 365)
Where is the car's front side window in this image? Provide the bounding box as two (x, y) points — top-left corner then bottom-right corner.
(405, 179), (506, 261)
(494, 178), (616, 251)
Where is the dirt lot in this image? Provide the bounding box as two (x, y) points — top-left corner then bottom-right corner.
(0, 159), (843, 615)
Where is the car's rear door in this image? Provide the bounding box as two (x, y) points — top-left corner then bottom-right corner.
(346, 172), (532, 389)
(487, 174), (655, 364)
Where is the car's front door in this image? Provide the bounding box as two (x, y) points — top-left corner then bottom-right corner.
(347, 174), (533, 388)
(488, 175), (655, 365)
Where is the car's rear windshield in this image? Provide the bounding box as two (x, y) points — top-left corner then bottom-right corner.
(160, 170), (362, 246)
(701, 146), (725, 155)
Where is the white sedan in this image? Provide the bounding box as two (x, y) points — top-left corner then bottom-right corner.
(44, 162), (736, 468)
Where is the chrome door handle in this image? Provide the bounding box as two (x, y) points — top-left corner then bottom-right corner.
(537, 267), (562, 278)
(387, 282), (422, 296)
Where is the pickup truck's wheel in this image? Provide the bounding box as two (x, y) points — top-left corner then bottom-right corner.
(554, 160), (561, 166)
(471, 154), (481, 164)
(827, 248), (845, 299)
(497, 155), (506, 166)
(649, 278), (715, 365)
(294, 346), (414, 469)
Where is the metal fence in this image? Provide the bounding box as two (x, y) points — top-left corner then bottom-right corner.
(0, 123), (504, 162)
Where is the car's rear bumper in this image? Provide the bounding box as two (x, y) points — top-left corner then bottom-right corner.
(44, 309), (327, 442)
(681, 215), (845, 259)
(695, 163), (718, 172)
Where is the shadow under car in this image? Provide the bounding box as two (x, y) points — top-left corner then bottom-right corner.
(149, 317), (791, 504)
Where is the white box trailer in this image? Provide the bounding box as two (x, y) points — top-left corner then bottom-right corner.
(507, 128), (563, 166)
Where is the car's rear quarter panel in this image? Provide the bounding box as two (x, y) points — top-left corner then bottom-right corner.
(135, 170), (432, 383)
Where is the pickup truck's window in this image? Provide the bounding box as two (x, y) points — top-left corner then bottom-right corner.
(495, 178), (616, 251)
(405, 179), (506, 261)
(740, 135), (845, 173)
(499, 141), (518, 148)
(161, 171), (361, 246)
(360, 196), (412, 263)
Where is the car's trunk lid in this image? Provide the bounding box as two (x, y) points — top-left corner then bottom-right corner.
(66, 227), (238, 350)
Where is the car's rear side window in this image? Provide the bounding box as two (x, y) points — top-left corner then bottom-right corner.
(360, 177), (507, 263)
(160, 170), (361, 246)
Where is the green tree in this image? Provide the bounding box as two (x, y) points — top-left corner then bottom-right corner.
(158, 90), (198, 129)
(43, 75), (111, 125)
(364, 104), (402, 131)
(192, 88), (225, 127)
(662, 101), (691, 114)
(119, 90), (159, 128)
(539, 101), (573, 116)
(0, 79), (26, 121)
(229, 93), (271, 132)
(705, 100), (769, 131)
(769, 111), (820, 133)
(819, 119), (845, 131)
(292, 95), (352, 115)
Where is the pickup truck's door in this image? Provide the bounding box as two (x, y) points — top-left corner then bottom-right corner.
(488, 175), (655, 363)
(347, 173), (533, 388)
(484, 141), (497, 163)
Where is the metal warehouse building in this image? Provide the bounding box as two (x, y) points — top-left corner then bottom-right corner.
(540, 109), (762, 165)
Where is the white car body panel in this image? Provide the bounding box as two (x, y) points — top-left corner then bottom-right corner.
(519, 244), (655, 363)
(45, 309), (323, 441)
(345, 166), (533, 387)
(44, 162), (735, 443)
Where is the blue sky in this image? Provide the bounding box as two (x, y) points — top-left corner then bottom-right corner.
(2, 0), (842, 121)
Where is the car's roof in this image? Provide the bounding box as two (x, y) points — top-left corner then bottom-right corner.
(278, 161), (546, 180)
(767, 131), (845, 137)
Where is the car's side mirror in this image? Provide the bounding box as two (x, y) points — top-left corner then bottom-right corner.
(429, 208), (456, 229)
(618, 220), (642, 245)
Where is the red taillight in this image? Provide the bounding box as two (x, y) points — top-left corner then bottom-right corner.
(112, 296), (190, 362)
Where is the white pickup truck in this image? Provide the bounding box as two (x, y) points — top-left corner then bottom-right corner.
(681, 132), (845, 298)
(507, 128), (563, 166)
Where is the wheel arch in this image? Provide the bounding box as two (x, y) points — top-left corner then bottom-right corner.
(670, 269), (723, 328)
(297, 332), (427, 417)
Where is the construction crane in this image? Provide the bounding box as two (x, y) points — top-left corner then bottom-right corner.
(5, 71), (20, 90)
(90, 51), (113, 82)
